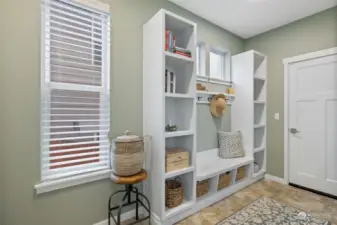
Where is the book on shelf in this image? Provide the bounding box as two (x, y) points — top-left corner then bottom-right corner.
(164, 30), (192, 58)
(174, 51), (192, 58)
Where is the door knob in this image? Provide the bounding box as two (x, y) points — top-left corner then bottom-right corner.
(289, 128), (299, 134)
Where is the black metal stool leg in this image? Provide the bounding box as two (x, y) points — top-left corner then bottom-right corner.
(108, 190), (125, 225)
(117, 188), (130, 225)
(134, 186), (139, 220)
(131, 188), (151, 225)
(108, 183), (151, 225)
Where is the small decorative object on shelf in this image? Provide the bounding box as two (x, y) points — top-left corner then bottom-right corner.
(236, 166), (246, 181)
(165, 148), (189, 172)
(218, 172), (231, 190)
(165, 178), (184, 208)
(165, 120), (177, 132)
(165, 69), (176, 93)
(111, 130), (145, 176)
(227, 86), (234, 95)
(210, 94), (227, 117)
(196, 179), (209, 198)
(196, 83), (207, 91)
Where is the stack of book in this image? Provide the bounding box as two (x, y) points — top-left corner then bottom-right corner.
(165, 29), (192, 58)
(173, 46), (191, 58)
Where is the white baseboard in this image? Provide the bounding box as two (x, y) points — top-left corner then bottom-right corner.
(93, 207), (144, 225)
(265, 174), (287, 185)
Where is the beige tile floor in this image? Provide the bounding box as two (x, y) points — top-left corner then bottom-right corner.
(126, 180), (337, 225)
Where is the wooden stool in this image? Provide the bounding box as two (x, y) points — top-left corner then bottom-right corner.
(108, 169), (151, 225)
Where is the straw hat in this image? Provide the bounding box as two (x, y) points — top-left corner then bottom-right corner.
(210, 94), (227, 117)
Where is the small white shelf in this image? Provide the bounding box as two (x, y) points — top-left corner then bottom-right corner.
(165, 93), (194, 99)
(254, 124), (265, 129)
(165, 130), (194, 138)
(165, 166), (194, 179)
(253, 169), (266, 178)
(254, 146), (265, 153)
(165, 200), (194, 218)
(196, 90), (234, 98)
(254, 100), (265, 104)
(197, 101), (232, 105)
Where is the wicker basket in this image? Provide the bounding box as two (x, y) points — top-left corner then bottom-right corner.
(111, 131), (145, 176)
(114, 140), (143, 154)
(196, 179), (209, 198)
(111, 151), (145, 176)
(218, 172), (231, 190)
(236, 166), (246, 181)
(165, 179), (184, 208)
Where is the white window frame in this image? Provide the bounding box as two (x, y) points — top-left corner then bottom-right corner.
(209, 48), (231, 85)
(196, 42), (207, 81)
(35, 0), (111, 194)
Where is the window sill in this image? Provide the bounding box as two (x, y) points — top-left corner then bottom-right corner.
(208, 78), (232, 86)
(34, 169), (111, 194)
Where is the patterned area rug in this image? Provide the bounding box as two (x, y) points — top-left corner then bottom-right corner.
(219, 196), (330, 225)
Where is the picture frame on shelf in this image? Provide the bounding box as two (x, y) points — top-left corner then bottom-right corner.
(165, 68), (176, 93)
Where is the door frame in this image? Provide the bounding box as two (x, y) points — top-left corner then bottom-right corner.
(283, 47), (337, 184)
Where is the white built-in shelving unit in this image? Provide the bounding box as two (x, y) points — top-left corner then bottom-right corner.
(143, 9), (197, 224)
(232, 50), (267, 178)
(144, 10), (267, 225)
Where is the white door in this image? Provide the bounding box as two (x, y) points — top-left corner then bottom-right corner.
(289, 53), (337, 196)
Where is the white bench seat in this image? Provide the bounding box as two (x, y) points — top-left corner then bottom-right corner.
(196, 149), (253, 181)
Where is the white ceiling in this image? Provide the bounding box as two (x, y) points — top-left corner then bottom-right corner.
(169, 0), (337, 38)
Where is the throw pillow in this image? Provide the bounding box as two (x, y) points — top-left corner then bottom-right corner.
(218, 131), (245, 159)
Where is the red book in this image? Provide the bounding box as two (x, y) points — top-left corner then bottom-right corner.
(165, 30), (169, 51)
(173, 35), (176, 48)
(175, 52), (191, 58)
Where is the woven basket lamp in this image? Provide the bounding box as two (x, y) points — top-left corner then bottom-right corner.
(210, 94), (227, 117)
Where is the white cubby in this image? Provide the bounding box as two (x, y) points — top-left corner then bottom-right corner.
(165, 61), (194, 95)
(254, 126), (266, 148)
(254, 103), (266, 125)
(165, 135), (195, 168)
(165, 171), (194, 217)
(165, 98), (194, 132)
(165, 12), (194, 51)
(253, 151), (266, 177)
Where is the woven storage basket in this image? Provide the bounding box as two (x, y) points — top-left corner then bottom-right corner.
(111, 151), (145, 176)
(218, 172), (231, 190)
(114, 140), (143, 154)
(236, 166), (246, 181)
(196, 179), (209, 198)
(111, 131), (145, 176)
(165, 179), (183, 208)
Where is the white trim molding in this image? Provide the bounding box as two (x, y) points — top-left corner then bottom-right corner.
(93, 207), (145, 225)
(283, 47), (337, 184)
(283, 47), (337, 64)
(264, 174), (287, 185)
(35, 169), (111, 194)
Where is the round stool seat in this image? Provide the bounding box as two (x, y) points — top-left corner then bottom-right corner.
(111, 169), (147, 185)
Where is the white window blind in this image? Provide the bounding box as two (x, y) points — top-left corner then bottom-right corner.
(210, 51), (224, 80)
(210, 50), (231, 82)
(41, 0), (110, 181)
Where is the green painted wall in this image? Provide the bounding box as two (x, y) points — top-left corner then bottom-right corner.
(0, 0), (243, 224)
(245, 6), (337, 178)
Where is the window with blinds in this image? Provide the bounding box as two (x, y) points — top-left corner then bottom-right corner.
(41, 0), (110, 181)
